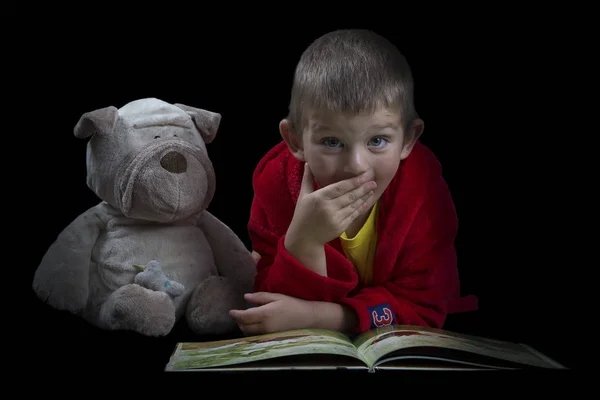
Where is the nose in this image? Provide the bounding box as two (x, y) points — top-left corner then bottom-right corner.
(344, 147), (369, 176)
(160, 151), (187, 174)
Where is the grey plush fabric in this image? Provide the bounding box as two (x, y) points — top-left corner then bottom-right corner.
(32, 98), (256, 337)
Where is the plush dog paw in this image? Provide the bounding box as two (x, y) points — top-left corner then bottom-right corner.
(100, 284), (176, 336)
(185, 276), (246, 336)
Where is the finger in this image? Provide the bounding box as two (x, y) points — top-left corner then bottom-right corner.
(333, 180), (377, 209)
(340, 189), (377, 225)
(245, 292), (287, 305)
(299, 162), (315, 197)
(229, 307), (265, 325)
(320, 169), (375, 200)
(237, 322), (267, 336)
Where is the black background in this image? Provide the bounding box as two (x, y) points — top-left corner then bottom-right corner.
(14, 9), (583, 387)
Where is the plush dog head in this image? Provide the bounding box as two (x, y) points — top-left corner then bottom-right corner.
(74, 98), (221, 222)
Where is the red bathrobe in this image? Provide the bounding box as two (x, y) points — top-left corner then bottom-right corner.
(248, 140), (478, 334)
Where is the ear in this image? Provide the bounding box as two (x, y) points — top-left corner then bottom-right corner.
(400, 118), (425, 160)
(73, 106), (118, 138)
(279, 119), (305, 161)
(174, 103), (221, 144)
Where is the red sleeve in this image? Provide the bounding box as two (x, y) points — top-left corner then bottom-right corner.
(339, 177), (472, 333)
(248, 198), (357, 302)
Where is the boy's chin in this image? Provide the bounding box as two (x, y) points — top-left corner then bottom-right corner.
(315, 177), (345, 189)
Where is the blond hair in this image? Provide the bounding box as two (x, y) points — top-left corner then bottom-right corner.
(286, 29), (419, 135)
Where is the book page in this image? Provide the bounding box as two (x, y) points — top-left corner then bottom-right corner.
(166, 329), (364, 371)
(354, 325), (564, 369)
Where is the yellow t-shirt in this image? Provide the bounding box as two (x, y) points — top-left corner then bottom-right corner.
(339, 200), (379, 287)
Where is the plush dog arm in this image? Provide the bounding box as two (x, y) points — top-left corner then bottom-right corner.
(197, 211), (256, 292)
(32, 205), (105, 313)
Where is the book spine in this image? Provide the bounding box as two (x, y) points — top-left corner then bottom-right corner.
(519, 344), (567, 369)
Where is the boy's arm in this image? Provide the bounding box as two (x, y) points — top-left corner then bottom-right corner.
(337, 178), (477, 333)
(244, 179), (477, 335)
(340, 240), (458, 332)
(305, 238), (459, 334)
(310, 301), (358, 333)
(249, 198), (357, 302)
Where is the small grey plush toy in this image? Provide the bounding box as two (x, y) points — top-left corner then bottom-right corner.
(133, 260), (185, 298)
(32, 98), (256, 337)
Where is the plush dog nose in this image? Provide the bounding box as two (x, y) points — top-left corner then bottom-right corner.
(160, 151), (187, 174)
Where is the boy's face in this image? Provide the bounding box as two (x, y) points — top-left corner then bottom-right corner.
(281, 107), (424, 204)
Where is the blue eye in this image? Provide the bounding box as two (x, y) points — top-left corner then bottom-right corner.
(368, 136), (388, 147)
(321, 138), (342, 148)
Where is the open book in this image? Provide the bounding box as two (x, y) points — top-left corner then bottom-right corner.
(165, 325), (566, 372)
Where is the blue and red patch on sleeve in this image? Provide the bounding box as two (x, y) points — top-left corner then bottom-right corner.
(367, 303), (395, 329)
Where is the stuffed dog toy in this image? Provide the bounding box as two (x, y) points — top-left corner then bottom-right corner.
(32, 98), (256, 337)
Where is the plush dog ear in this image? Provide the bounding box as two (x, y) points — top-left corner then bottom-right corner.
(73, 106), (118, 139)
(174, 103), (221, 144)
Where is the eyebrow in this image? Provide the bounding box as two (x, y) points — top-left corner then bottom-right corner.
(369, 123), (398, 131)
(312, 122), (332, 132)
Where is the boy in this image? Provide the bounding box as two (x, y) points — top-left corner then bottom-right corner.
(229, 29), (478, 336)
